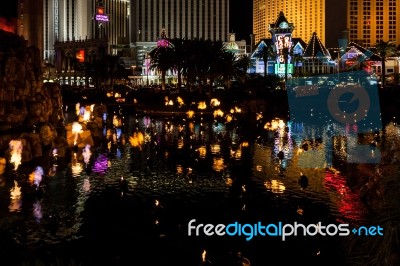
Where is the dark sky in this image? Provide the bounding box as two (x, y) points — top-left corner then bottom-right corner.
(325, 0), (347, 48)
(231, 0), (347, 48)
(1, 0), (347, 48)
(230, 0), (253, 43)
(0, 0), (17, 19)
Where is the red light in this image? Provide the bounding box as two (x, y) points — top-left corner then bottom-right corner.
(76, 50), (85, 63)
(0, 17), (16, 33)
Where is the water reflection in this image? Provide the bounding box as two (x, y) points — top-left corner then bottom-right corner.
(264, 179), (286, 193)
(2, 107), (400, 264)
(33, 200), (43, 223)
(9, 180), (22, 212)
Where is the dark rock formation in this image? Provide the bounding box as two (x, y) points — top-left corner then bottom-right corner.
(0, 30), (63, 131)
(0, 29), (63, 156)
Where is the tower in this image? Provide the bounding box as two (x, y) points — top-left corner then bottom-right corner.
(253, 0), (325, 46)
(17, 0), (44, 54)
(269, 12), (295, 76)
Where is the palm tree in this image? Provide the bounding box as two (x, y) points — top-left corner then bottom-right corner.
(181, 38), (226, 93)
(375, 40), (397, 88)
(260, 44), (276, 76)
(105, 55), (126, 88)
(149, 45), (174, 90)
(181, 39), (198, 90)
(168, 38), (186, 91)
(218, 51), (237, 89)
(206, 40), (226, 89)
(234, 54), (252, 83)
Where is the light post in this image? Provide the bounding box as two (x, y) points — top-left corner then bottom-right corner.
(144, 55), (150, 86)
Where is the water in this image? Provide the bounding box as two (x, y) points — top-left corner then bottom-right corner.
(0, 108), (398, 265)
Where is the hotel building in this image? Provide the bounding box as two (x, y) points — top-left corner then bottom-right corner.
(17, 0), (130, 63)
(130, 0), (230, 66)
(347, 0), (400, 47)
(130, 0), (229, 42)
(253, 0), (325, 46)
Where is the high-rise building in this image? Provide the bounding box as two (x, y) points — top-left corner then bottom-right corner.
(347, 0), (400, 47)
(130, 0), (229, 42)
(17, 0), (44, 54)
(130, 0), (230, 67)
(253, 0), (325, 46)
(42, 0), (129, 63)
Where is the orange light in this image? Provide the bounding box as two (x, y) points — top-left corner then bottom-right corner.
(97, 7), (104, 15)
(76, 50), (85, 63)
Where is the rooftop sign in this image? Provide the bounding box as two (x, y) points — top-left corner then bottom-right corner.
(95, 6), (109, 22)
(95, 14), (109, 22)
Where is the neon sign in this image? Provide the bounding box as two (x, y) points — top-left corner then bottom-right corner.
(95, 6), (109, 22)
(275, 64), (293, 74)
(275, 34), (291, 50)
(95, 14), (109, 22)
(274, 33), (292, 64)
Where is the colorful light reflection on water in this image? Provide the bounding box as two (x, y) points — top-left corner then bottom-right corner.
(1, 109), (398, 265)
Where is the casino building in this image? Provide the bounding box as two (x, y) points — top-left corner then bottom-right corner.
(250, 11), (400, 81)
(41, 0), (130, 86)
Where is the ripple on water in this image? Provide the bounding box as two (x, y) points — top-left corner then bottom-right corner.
(0, 114), (383, 265)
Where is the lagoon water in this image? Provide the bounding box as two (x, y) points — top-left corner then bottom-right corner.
(0, 105), (398, 265)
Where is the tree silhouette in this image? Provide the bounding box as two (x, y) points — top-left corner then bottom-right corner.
(375, 40), (397, 88)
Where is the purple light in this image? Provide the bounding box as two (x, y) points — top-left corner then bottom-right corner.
(143, 116), (151, 127)
(93, 154), (108, 174)
(96, 14), (109, 22)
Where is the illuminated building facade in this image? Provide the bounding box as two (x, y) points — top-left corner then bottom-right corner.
(347, 0), (400, 47)
(41, 0), (129, 63)
(131, 0), (229, 43)
(131, 0), (230, 67)
(250, 12), (308, 76)
(250, 12), (341, 76)
(253, 0), (325, 46)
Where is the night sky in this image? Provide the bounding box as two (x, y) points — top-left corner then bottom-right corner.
(0, 0), (347, 48)
(0, 0), (17, 19)
(325, 0), (347, 48)
(230, 0), (253, 43)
